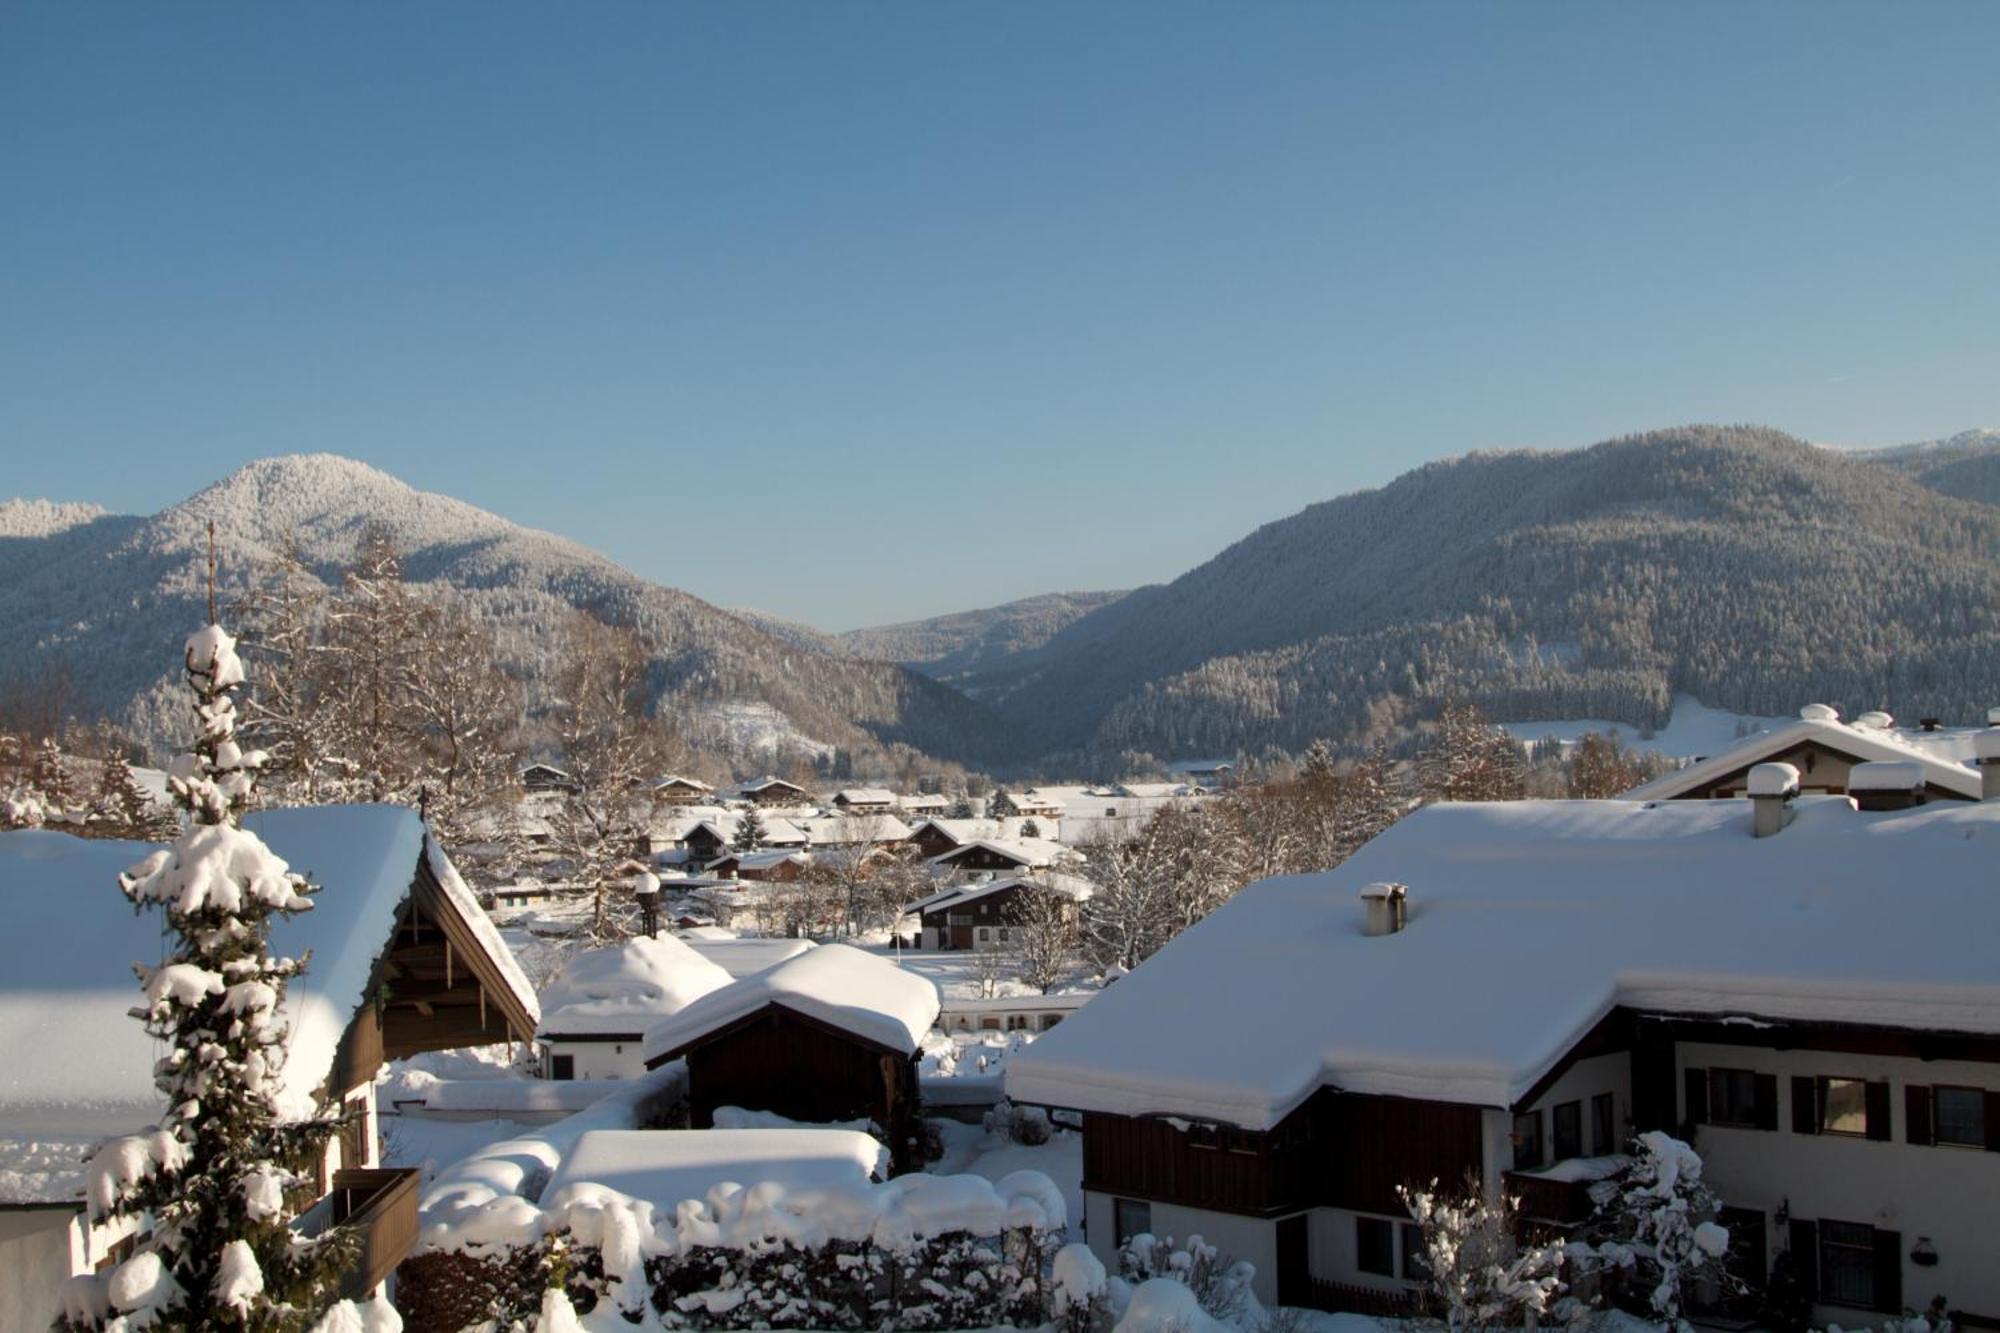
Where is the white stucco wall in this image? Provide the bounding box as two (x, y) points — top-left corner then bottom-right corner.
(542, 1038), (647, 1081)
(1519, 1051), (1633, 1162)
(1677, 1041), (2000, 1321)
(1082, 1190), (1285, 1304)
(0, 1210), (72, 1333)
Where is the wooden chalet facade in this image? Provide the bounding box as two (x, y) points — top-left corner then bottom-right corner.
(707, 850), (809, 882)
(917, 877), (1082, 951)
(650, 1004), (925, 1173)
(651, 776), (714, 806)
(738, 776), (810, 806)
(929, 840), (1038, 875)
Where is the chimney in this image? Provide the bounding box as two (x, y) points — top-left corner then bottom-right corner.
(1847, 761), (1926, 812)
(1747, 762), (1800, 837)
(1360, 881), (1408, 936)
(1976, 730), (2000, 803)
(1853, 710), (1893, 732)
(1919, 717), (1941, 733)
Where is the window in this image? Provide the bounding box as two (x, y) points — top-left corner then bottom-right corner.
(997, 927), (1012, 942)
(1513, 1110), (1544, 1170)
(1552, 1101), (1582, 1161)
(1821, 1078), (1869, 1136)
(1934, 1086), (1986, 1147)
(1591, 1092), (1618, 1156)
(1041, 1013), (1064, 1030)
(550, 1053), (575, 1081)
(1710, 1069), (1761, 1127)
(976, 927), (992, 943)
(1356, 1217), (1396, 1277)
(1114, 1198), (1152, 1246)
(1401, 1223), (1429, 1281)
(1818, 1220), (1876, 1308)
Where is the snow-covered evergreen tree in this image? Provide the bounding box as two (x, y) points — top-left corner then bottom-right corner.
(1399, 1176), (1566, 1333)
(986, 787), (1019, 819)
(31, 736), (80, 819)
(59, 623), (350, 1333)
(1580, 1132), (1734, 1333)
(91, 750), (177, 841)
(731, 805), (767, 854)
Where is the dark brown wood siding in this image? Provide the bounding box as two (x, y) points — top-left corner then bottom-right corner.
(1313, 1092), (1485, 1215)
(682, 1006), (924, 1174)
(1081, 1110), (1312, 1216)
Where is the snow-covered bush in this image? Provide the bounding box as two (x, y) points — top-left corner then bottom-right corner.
(1052, 1243), (1112, 1333)
(1577, 1132), (1733, 1333)
(58, 623), (352, 1332)
(983, 1098), (1053, 1146)
(1117, 1232), (1256, 1327)
(1399, 1176), (1566, 1333)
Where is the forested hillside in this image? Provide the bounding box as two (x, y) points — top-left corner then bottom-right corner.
(1860, 429), (2000, 508)
(987, 427), (2000, 762)
(838, 590), (1129, 698)
(0, 455), (996, 771)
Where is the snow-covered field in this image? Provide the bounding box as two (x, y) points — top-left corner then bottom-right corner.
(1492, 693), (1786, 761)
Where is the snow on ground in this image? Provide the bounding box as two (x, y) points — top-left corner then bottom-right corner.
(930, 1121), (1084, 1240)
(382, 1111), (540, 1188)
(868, 944), (1071, 1001)
(1492, 693), (1785, 760)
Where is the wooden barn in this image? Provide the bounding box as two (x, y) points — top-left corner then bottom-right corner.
(641, 944), (940, 1174)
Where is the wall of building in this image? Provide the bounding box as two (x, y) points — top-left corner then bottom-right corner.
(1519, 1051), (1634, 1162)
(1676, 1041), (2000, 1321)
(542, 1038), (648, 1081)
(1081, 1190), (1285, 1305)
(1307, 1204), (1425, 1296)
(0, 1211), (71, 1333)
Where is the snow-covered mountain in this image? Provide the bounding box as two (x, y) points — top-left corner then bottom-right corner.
(837, 590), (1129, 699)
(0, 455), (994, 768)
(1858, 428), (2000, 508)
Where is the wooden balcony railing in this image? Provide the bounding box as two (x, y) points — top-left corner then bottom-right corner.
(1303, 1278), (1428, 1318)
(324, 1167), (421, 1298)
(1505, 1170), (1596, 1229)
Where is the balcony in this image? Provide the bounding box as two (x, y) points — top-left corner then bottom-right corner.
(295, 1167), (421, 1298)
(1505, 1169), (1596, 1230)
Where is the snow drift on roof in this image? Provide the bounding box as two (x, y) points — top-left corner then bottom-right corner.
(537, 936), (735, 1037)
(675, 934), (817, 978)
(1006, 796), (2000, 1129)
(540, 1129), (887, 1211)
(0, 806), (442, 1200)
(642, 943), (940, 1065)
(1624, 716), (1981, 800)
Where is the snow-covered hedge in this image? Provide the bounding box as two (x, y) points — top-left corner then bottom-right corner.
(398, 1168), (1067, 1331)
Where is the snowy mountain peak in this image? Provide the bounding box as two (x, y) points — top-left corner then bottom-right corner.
(0, 497), (113, 540)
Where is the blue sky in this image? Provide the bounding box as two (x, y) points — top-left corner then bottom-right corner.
(3, 2), (1997, 629)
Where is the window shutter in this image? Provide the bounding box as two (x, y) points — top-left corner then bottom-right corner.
(1871, 1229), (1903, 1314)
(1904, 1085), (1933, 1146)
(1790, 1219), (1819, 1298)
(1865, 1081), (1893, 1142)
(1791, 1076), (1819, 1134)
(1986, 1091), (2000, 1152)
(1753, 1073), (1779, 1131)
(1684, 1067), (1709, 1126)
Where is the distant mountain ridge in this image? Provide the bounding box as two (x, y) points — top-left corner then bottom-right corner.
(1857, 428), (2000, 508)
(970, 426), (2000, 762)
(837, 590), (1129, 699)
(0, 455), (994, 769)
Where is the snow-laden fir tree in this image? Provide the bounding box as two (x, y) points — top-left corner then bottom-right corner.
(59, 624), (352, 1333)
(1579, 1132), (1733, 1333)
(32, 735), (81, 820)
(91, 750), (178, 841)
(986, 787), (1018, 820)
(731, 805), (767, 854)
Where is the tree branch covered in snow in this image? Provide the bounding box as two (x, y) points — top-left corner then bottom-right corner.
(1399, 1175), (1566, 1333)
(59, 622), (352, 1333)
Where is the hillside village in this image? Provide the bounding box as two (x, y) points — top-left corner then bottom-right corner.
(2, 596), (1998, 1333)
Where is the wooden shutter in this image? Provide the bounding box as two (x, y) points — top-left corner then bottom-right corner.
(1904, 1085), (1933, 1146)
(1865, 1081), (1893, 1142)
(1684, 1067), (1709, 1126)
(1871, 1229), (1903, 1314)
(1790, 1219), (1819, 1298)
(1753, 1073), (1779, 1131)
(1791, 1076), (1819, 1134)
(1986, 1091), (2000, 1152)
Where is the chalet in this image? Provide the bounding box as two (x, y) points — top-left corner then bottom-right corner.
(1624, 705), (1984, 803)
(927, 836), (1078, 879)
(650, 775), (715, 806)
(908, 817), (1053, 862)
(519, 762), (577, 794)
(799, 812), (913, 849)
(678, 814), (810, 864)
(707, 848), (812, 882)
(915, 873), (1093, 951)
(939, 990), (1094, 1034)
(1167, 759), (1237, 790)
(642, 944), (940, 1173)
(1011, 790), (1067, 822)
(896, 792), (951, 819)
(0, 806), (539, 1328)
(536, 936), (734, 1081)
(1006, 781), (2000, 1326)
(732, 775), (812, 806)
(831, 787), (897, 814)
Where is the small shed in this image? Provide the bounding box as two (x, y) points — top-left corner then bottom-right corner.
(536, 936), (735, 1081)
(642, 944), (940, 1173)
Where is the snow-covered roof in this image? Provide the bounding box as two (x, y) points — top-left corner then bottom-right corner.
(797, 813), (913, 845)
(536, 936), (735, 1038)
(896, 793), (950, 811)
(928, 837), (1073, 870)
(539, 1129), (887, 1212)
(686, 815), (810, 847)
(642, 943), (941, 1065)
(1623, 714), (1982, 801)
(917, 873), (1094, 915)
(711, 848), (811, 872)
(832, 788), (897, 805)
(1166, 759), (1235, 776)
(0, 806), (496, 1203)
(651, 775), (713, 793)
(674, 934), (817, 979)
(911, 816), (1050, 844)
(1005, 796), (2000, 1130)
(734, 776), (808, 796)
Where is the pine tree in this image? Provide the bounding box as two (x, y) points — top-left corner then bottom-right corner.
(947, 793), (976, 820)
(233, 537), (336, 804)
(90, 751), (177, 841)
(986, 787), (1018, 820)
(31, 736), (79, 819)
(732, 805), (767, 853)
(61, 623), (349, 1332)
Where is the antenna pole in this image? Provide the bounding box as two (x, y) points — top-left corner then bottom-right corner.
(206, 520), (217, 624)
